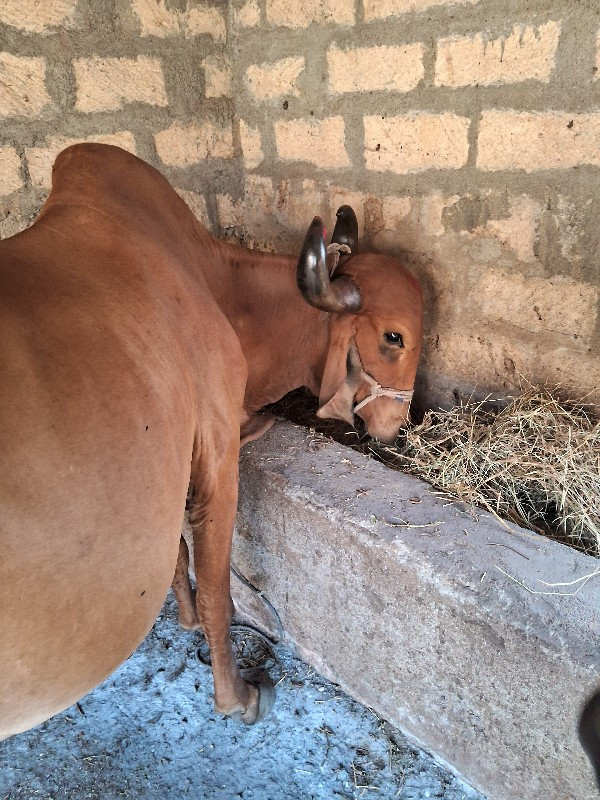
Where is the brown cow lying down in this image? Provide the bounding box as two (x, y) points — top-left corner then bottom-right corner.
(0, 144), (422, 737)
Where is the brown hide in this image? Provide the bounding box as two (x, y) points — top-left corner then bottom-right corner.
(0, 144), (423, 737)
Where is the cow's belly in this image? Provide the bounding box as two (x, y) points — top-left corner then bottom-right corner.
(0, 500), (182, 740)
(0, 272), (201, 738)
(0, 382), (194, 739)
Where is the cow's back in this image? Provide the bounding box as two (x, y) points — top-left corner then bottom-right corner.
(0, 145), (236, 737)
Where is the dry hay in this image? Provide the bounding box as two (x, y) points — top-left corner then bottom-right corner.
(270, 386), (600, 557)
(375, 387), (600, 557)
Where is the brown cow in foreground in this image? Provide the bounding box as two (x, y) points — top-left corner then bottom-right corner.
(0, 144), (423, 737)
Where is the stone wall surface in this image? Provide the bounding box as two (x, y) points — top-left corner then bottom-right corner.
(0, 0), (233, 240)
(1, 0), (600, 408)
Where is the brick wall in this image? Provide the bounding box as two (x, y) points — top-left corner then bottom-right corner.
(1, 0), (599, 409)
(0, 0), (229, 237)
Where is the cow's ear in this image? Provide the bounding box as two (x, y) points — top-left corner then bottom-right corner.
(317, 315), (357, 425)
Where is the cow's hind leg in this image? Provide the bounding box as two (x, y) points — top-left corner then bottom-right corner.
(190, 436), (274, 724)
(172, 536), (203, 631)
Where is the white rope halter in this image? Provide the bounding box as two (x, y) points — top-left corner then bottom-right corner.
(353, 383), (414, 414)
(349, 341), (414, 415)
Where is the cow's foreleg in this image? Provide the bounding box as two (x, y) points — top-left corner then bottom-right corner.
(171, 537), (203, 631)
(189, 443), (274, 724)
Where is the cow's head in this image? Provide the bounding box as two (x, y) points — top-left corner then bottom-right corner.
(297, 206), (423, 445)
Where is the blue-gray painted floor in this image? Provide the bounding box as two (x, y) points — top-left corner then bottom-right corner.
(0, 597), (487, 800)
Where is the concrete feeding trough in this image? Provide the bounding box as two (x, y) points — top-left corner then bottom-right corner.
(230, 420), (599, 800)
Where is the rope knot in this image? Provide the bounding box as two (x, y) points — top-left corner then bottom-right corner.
(326, 242), (351, 277)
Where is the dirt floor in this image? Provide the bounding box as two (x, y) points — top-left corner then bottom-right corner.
(0, 596), (486, 800)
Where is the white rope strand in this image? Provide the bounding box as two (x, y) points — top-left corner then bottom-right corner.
(354, 386), (414, 413)
(326, 242), (351, 277)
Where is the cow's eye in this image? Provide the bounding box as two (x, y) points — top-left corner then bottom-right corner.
(384, 332), (404, 346)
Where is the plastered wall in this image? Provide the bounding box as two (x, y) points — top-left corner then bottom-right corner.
(1, 0), (599, 409)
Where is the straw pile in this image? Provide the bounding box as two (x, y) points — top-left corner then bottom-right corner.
(376, 388), (600, 557)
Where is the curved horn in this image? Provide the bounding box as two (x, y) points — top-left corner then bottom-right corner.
(297, 217), (362, 313)
(331, 205), (358, 255)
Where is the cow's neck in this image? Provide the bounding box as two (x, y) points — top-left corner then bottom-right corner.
(206, 242), (330, 412)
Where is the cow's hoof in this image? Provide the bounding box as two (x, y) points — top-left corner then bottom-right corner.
(229, 673), (275, 725)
